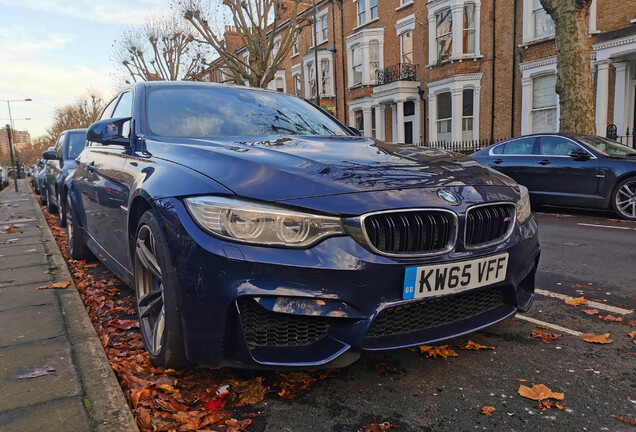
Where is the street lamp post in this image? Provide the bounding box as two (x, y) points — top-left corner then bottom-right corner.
(1, 98), (32, 190)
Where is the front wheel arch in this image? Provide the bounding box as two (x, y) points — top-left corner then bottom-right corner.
(611, 176), (636, 220)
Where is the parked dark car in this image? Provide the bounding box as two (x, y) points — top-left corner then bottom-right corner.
(42, 129), (87, 226)
(35, 150), (54, 204)
(66, 82), (540, 369)
(472, 134), (636, 220)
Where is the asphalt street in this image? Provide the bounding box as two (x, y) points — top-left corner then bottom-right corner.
(254, 207), (636, 432)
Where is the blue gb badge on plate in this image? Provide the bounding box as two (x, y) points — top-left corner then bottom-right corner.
(403, 267), (417, 300)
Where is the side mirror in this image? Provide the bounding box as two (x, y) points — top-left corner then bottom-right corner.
(42, 149), (59, 161)
(86, 117), (131, 146)
(568, 148), (590, 161)
(348, 126), (362, 137)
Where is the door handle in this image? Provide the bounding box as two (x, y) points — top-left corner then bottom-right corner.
(492, 159), (503, 165)
(87, 162), (95, 173)
(538, 160), (550, 166)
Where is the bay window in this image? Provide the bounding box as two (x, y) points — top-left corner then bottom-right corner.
(437, 92), (452, 142)
(463, 3), (476, 54)
(436, 9), (453, 62)
(462, 88), (474, 140)
(353, 46), (363, 85)
(427, 0), (481, 65)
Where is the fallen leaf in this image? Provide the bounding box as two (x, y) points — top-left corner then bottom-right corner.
(130, 388), (150, 408)
(110, 319), (139, 330)
(565, 296), (588, 306)
(205, 397), (226, 412)
(225, 418), (252, 432)
(629, 321), (636, 327)
(137, 407), (152, 429)
(2, 226), (16, 234)
(536, 325), (550, 330)
(628, 331), (636, 339)
(16, 366), (56, 379)
(459, 340), (495, 351)
(36, 280), (72, 290)
(579, 333), (613, 344)
(613, 415), (636, 425)
(156, 384), (179, 393)
(532, 329), (563, 344)
(537, 400), (566, 411)
(374, 362), (399, 373)
(418, 345), (459, 360)
(358, 417), (400, 432)
(581, 309), (599, 315)
(232, 377), (268, 406)
(518, 384), (564, 401)
(481, 406), (496, 416)
(599, 314), (623, 322)
(515, 379), (529, 382)
(571, 283), (591, 290)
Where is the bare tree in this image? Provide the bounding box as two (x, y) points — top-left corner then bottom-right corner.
(47, 91), (106, 140)
(112, 14), (208, 83)
(177, 0), (309, 88)
(540, 0), (595, 134)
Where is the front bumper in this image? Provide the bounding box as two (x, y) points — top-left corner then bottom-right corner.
(154, 196), (540, 369)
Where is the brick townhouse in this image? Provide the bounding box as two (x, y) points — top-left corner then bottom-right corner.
(203, 0), (636, 146)
(1, 128), (31, 159)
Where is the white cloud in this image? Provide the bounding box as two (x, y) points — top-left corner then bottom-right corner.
(0, 27), (73, 61)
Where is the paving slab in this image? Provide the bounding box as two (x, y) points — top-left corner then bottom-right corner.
(0, 281), (57, 312)
(0, 304), (64, 348)
(0, 396), (92, 432)
(0, 251), (49, 271)
(0, 337), (80, 412)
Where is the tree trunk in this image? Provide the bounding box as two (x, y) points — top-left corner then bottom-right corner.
(540, 0), (595, 134)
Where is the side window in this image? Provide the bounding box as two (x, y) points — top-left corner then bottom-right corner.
(99, 97), (119, 121)
(502, 137), (536, 155)
(539, 136), (579, 156)
(111, 92), (133, 139)
(491, 144), (504, 155)
(55, 134), (65, 158)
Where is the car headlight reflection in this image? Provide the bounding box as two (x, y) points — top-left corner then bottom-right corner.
(184, 196), (344, 247)
(516, 184), (532, 224)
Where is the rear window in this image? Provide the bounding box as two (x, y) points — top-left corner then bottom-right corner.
(67, 133), (87, 159)
(500, 137), (535, 155)
(145, 86), (349, 139)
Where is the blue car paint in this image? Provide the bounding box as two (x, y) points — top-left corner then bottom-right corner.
(68, 81), (540, 369)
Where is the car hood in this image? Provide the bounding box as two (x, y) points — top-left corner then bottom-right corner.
(147, 135), (515, 201)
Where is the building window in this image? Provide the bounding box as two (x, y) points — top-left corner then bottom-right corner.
(314, 11), (329, 45)
(275, 77), (284, 92)
(355, 0), (378, 27)
(292, 39), (299, 56)
(401, 31), (413, 64)
(352, 46), (363, 85)
(271, 36), (281, 63)
(371, 107), (377, 138)
(437, 92), (452, 142)
(320, 59), (331, 96)
(369, 40), (380, 82)
(532, 0), (554, 39)
(306, 62), (317, 99)
(462, 89), (474, 140)
(355, 111), (364, 131)
(532, 74), (557, 133)
(436, 8), (453, 62)
(463, 3), (476, 54)
(294, 74), (302, 97)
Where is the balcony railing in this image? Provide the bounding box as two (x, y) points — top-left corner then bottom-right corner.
(376, 63), (418, 86)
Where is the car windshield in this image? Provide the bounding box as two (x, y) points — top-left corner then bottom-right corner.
(67, 132), (86, 159)
(577, 135), (636, 156)
(145, 86), (349, 139)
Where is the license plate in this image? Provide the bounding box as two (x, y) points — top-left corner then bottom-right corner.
(402, 253), (508, 300)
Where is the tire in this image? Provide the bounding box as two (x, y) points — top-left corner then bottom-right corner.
(57, 192), (67, 227)
(611, 177), (636, 221)
(46, 188), (57, 214)
(66, 194), (91, 260)
(134, 210), (189, 368)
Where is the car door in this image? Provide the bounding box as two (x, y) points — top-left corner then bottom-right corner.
(484, 136), (538, 191)
(78, 92), (132, 266)
(532, 135), (602, 206)
(48, 133), (65, 204)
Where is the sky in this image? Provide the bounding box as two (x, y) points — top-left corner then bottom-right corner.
(0, 0), (175, 138)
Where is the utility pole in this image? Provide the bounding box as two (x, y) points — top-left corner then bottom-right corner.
(6, 125), (18, 192)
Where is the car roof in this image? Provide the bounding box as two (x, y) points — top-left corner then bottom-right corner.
(127, 80), (285, 96)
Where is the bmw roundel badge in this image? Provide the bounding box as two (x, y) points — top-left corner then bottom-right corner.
(438, 190), (460, 206)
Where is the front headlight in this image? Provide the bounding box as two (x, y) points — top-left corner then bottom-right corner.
(184, 196), (344, 247)
(516, 184), (532, 224)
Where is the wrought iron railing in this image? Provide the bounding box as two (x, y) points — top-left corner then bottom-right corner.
(607, 124), (634, 148)
(424, 138), (509, 155)
(376, 63), (418, 86)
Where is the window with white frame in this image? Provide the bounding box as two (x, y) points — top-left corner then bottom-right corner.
(532, 74), (557, 133)
(427, 73), (482, 142)
(307, 62), (316, 99)
(292, 64), (302, 97)
(462, 88), (474, 140)
(437, 92), (452, 142)
(427, 0), (481, 65)
(401, 31), (413, 64)
(320, 58), (331, 96)
(532, 0), (555, 39)
(292, 38), (299, 56)
(352, 46), (363, 85)
(463, 3), (476, 54)
(436, 8), (453, 62)
(314, 10), (329, 45)
(355, 0), (378, 27)
(271, 36), (281, 63)
(346, 28), (384, 88)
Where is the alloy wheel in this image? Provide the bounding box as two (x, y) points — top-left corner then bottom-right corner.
(66, 195), (73, 243)
(135, 224), (165, 357)
(615, 180), (636, 219)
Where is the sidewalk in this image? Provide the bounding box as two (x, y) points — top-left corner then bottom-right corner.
(0, 179), (137, 432)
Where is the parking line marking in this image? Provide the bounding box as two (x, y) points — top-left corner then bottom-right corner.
(535, 289), (633, 315)
(515, 315), (581, 336)
(577, 223), (636, 231)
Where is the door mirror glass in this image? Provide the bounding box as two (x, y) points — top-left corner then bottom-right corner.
(42, 149), (59, 160)
(568, 148), (590, 161)
(86, 117), (131, 146)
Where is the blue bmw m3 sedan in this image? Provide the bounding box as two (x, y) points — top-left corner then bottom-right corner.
(65, 82), (540, 369)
